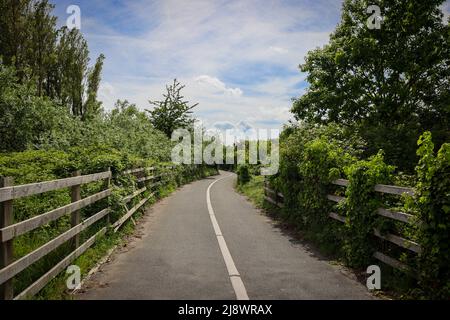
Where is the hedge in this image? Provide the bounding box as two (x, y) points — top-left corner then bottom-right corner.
(267, 131), (450, 299)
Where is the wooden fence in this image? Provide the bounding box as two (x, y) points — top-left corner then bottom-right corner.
(0, 165), (176, 300)
(264, 179), (420, 274)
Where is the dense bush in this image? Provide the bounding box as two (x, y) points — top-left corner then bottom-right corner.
(0, 65), (70, 152)
(412, 132), (450, 299)
(342, 152), (395, 267)
(237, 165), (250, 185)
(265, 124), (450, 298)
(0, 64), (173, 161)
(268, 124), (355, 248)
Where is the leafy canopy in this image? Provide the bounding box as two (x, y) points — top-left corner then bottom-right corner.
(292, 0), (450, 171)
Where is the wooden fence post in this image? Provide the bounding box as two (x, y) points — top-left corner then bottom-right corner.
(71, 171), (81, 248)
(0, 177), (14, 300)
(105, 167), (111, 226)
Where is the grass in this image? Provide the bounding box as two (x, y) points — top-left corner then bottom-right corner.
(33, 206), (147, 300)
(235, 175), (265, 208)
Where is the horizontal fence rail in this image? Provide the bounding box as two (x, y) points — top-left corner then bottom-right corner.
(0, 189), (111, 242)
(373, 251), (412, 274)
(112, 196), (151, 233)
(137, 175), (155, 183)
(264, 178), (420, 275)
(0, 208), (110, 285)
(377, 208), (417, 225)
(0, 163), (184, 300)
(0, 171), (111, 203)
(122, 167), (155, 175)
(14, 227), (107, 300)
(123, 187), (147, 203)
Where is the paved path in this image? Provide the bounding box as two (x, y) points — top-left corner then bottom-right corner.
(79, 171), (373, 300)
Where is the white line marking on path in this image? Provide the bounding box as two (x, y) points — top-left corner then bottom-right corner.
(206, 174), (249, 300)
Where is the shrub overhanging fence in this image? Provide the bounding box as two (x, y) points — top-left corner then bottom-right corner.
(0, 164), (204, 300)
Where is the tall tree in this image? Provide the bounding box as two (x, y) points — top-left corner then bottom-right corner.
(292, 0), (450, 170)
(26, 0), (58, 96)
(0, 0), (32, 76)
(0, 0), (58, 96)
(56, 26), (89, 117)
(147, 79), (198, 137)
(0, 0), (105, 119)
(84, 53), (105, 118)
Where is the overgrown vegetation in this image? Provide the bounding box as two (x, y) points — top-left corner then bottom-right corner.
(0, 65), (173, 156)
(237, 129), (449, 299)
(411, 133), (450, 299)
(236, 175), (265, 209)
(0, 0), (217, 299)
(342, 152), (395, 268)
(237, 0), (450, 299)
(236, 165), (251, 185)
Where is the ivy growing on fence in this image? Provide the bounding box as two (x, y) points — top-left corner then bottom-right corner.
(342, 152), (394, 268)
(263, 128), (450, 298)
(413, 132), (450, 299)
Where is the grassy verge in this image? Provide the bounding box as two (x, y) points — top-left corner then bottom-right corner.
(34, 220), (135, 300)
(235, 175), (265, 208)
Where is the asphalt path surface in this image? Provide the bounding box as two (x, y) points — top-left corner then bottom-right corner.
(79, 171), (374, 300)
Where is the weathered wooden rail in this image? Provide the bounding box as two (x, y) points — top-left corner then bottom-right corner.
(264, 179), (420, 274)
(0, 165), (176, 300)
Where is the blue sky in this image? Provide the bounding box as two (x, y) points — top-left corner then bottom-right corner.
(52, 0), (450, 132)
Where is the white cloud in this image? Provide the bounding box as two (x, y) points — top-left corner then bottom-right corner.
(194, 75), (243, 97)
(98, 82), (116, 111)
(65, 0), (341, 130)
(99, 75), (297, 131)
(209, 120), (264, 142)
(269, 46), (289, 54)
(70, 0), (450, 133)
